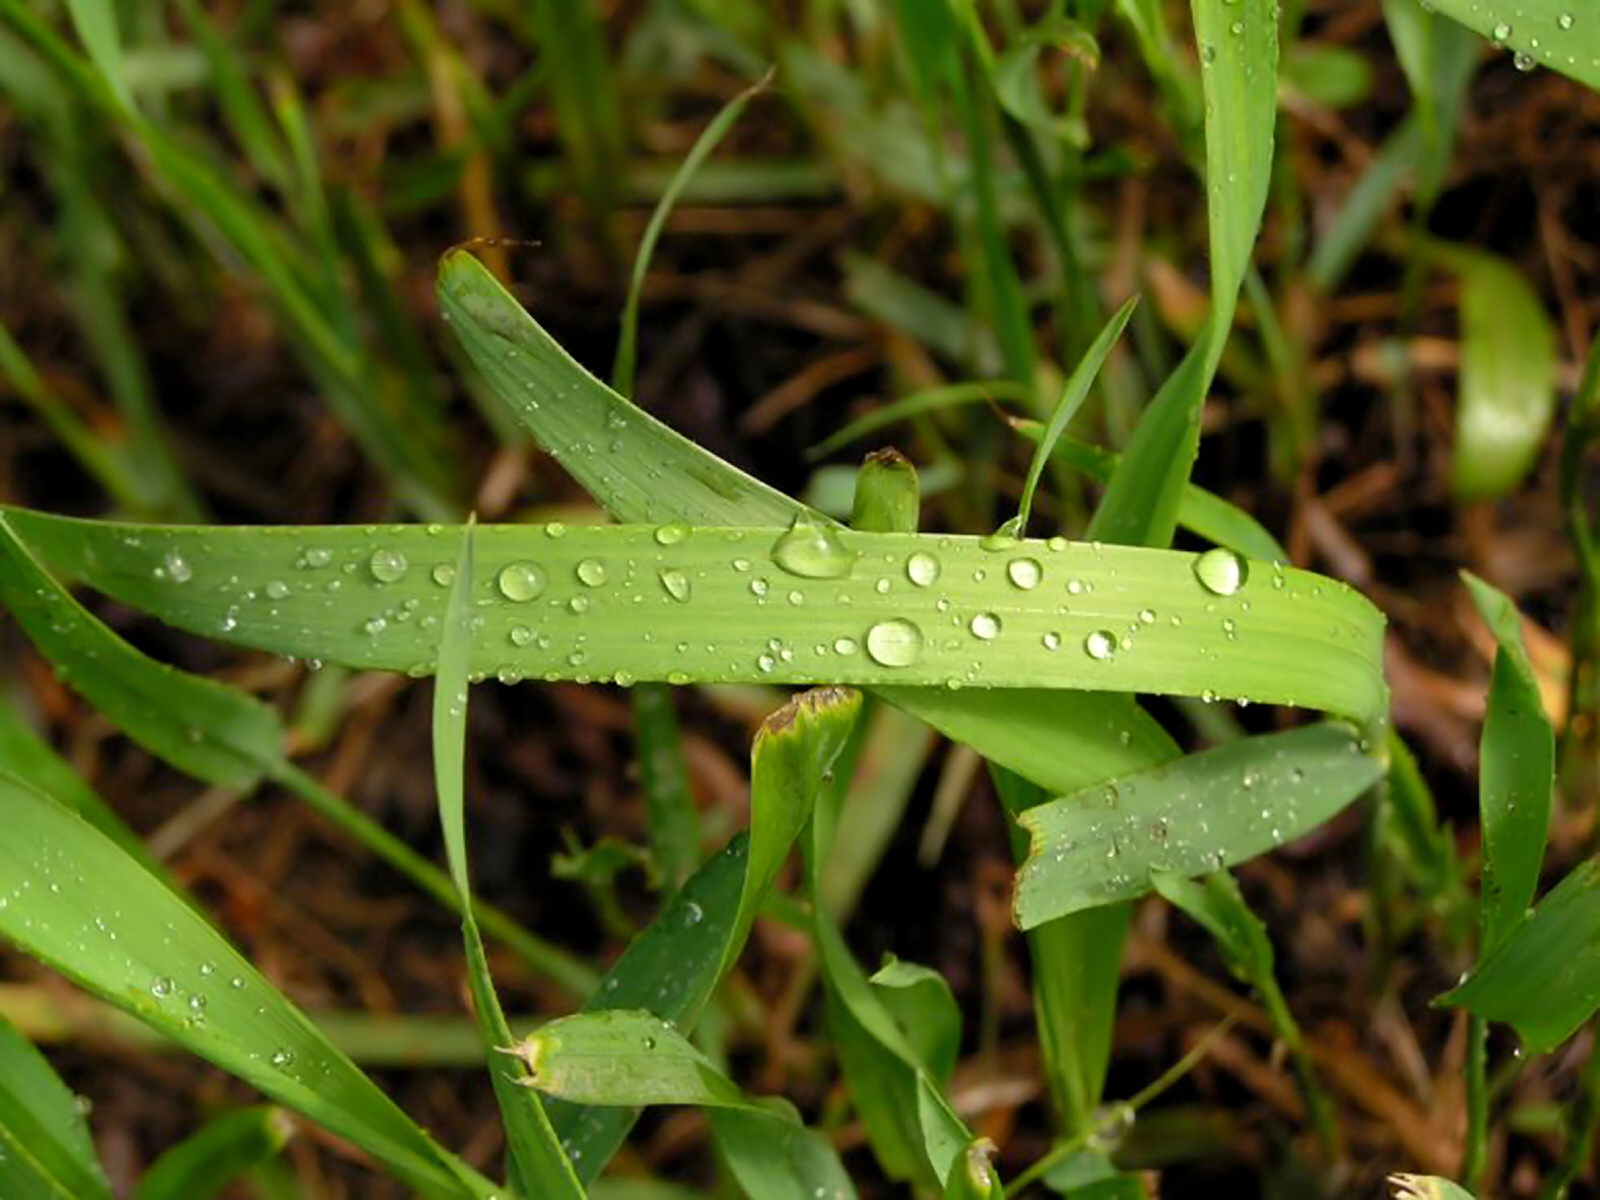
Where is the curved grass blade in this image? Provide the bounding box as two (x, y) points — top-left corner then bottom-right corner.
(1016, 724), (1386, 926)
(3, 511), (1387, 726)
(431, 524), (583, 1199)
(1015, 297), (1138, 535)
(709, 1107), (857, 1200)
(0, 1013), (110, 1200)
(132, 1106), (291, 1200)
(1425, 1), (1600, 88)
(1441, 249), (1558, 502)
(869, 957), (961, 1086)
(0, 771), (493, 1199)
(1463, 572), (1554, 954)
(1440, 856), (1600, 1054)
(1561, 333), (1600, 804)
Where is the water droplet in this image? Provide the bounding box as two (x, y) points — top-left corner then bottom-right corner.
(1084, 630), (1117, 660)
(1042, 631), (1062, 651)
(1558, 12), (1575, 31)
(970, 612), (1001, 640)
(199, 962), (214, 976)
(1493, 21), (1512, 42)
(981, 517), (1023, 550)
(162, 551), (192, 583)
(264, 580), (290, 600)
(1006, 557), (1042, 590)
(432, 563), (456, 587)
(270, 1048), (295, 1068)
(368, 548), (408, 583)
(906, 551), (941, 587)
(654, 523), (689, 545)
(151, 976), (175, 998)
(545, 522), (567, 539)
(1513, 50), (1536, 70)
(865, 619), (924, 668)
(642, 1035), (658, 1051)
(749, 578), (769, 597)
(509, 626), (534, 646)
(497, 562), (548, 602)
(303, 547), (332, 568)
(659, 568), (691, 602)
(833, 636), (858, 655)
(576, 558), (608, 587)
(771, 517), (858, 580)
(684, 901), (703, 925)
(1192, 547), (1248, 596)
(363, 615), (388, 636)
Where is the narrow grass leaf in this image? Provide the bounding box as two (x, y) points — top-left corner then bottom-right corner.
(132, 1106), (291, 1200)
(60, 0), (130, 110)
(1561, 333), (1600, 802)
(0, 1014), (110, 1200)
(1442, 250), (1558, 502)
(1016, 297), (1138, 535)
(1016, 724), (1385, 926)
(431, 524), (584, 1199)
(1440, 857), (1600, 1053)
(0, 772), (492, 1198)
(4, 511), (1387, 726)
(1426, 0), (1600, 88)
(1463, 573), (1555, 954)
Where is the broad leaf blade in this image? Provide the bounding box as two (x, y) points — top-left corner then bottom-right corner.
(1016, 724), (1385, 926)
(1426, 1), (1600, 88)
(0, 771), (490, 1198)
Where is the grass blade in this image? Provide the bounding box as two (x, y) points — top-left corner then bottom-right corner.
(0, 771), (492, 1198)
(132, 1107), (291, 1200)
(1462, 573), (1554, 955)
(708, 1108), (858, 1200)
(3, 511), (1387, 727)
(0, 1013), (111, 1199)
(1016, 724), (1386, 925)
(431, 524), (584, 1198)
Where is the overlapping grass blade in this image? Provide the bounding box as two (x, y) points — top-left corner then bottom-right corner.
(431, 524), (583, 1199)
(1427, 0), (1600, 88)
(0, 1013), (111, 1199)
(1088, 0), (1277, 549)
(708, 1108), (857, 1200)
(1560, 333), (1599, 803)
(1016, 724), (1386, 925)
(1440, 856), (1600, 1054)
(1441, 250), (1558, 502)
(132, 1106), (291, 1200)
(0, 771), (493, 1199)
(0, 512), (594, 994)
(869, 957), (961, 1086)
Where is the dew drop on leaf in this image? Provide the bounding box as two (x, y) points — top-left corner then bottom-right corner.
(1192, 547), (1248, 596)
(497, 562), (547, 602)
(658, 568), (691, 602)
(576, 558), (608, 587)
(865, 619), (923, 668)
(771, 516), (858, 580)
(368, 547), (408, 583)
(1006, 557), (1043, 590)
(906, 551), (941, 587)
(970, 612), (1001, 640)
(1084, 630), (1117, 660)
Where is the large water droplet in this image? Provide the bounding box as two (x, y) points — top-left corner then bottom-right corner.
(771, 517), (858, 580)
(970, 612), (1001, 640)
(865, 619), (924, 668)
(981, 517), (1023, 550)
(906, 551), (941, 587)
(368, 548), (408, 583)
(1192, 547), (1248, 596)
(151, 976), (176, 998)
(576, 559), (608, 587)
(162, 551), (193, 583)
(497, 562), (547, 602)
(431, 563), (456, 587)
(654, 523), (689, 546)
(303, 547), (332, 568)
(1557, 12), (1575, 31)
(1084, 630), (1117, 660)
(1006, 557), (1042, 590)
(659, 568), (691, 602)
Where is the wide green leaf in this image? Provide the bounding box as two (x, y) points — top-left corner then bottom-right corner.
(1428, 0), (1600, 88)
(2, 510), (1386, 726)
(1016, 724), (1386, 926)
